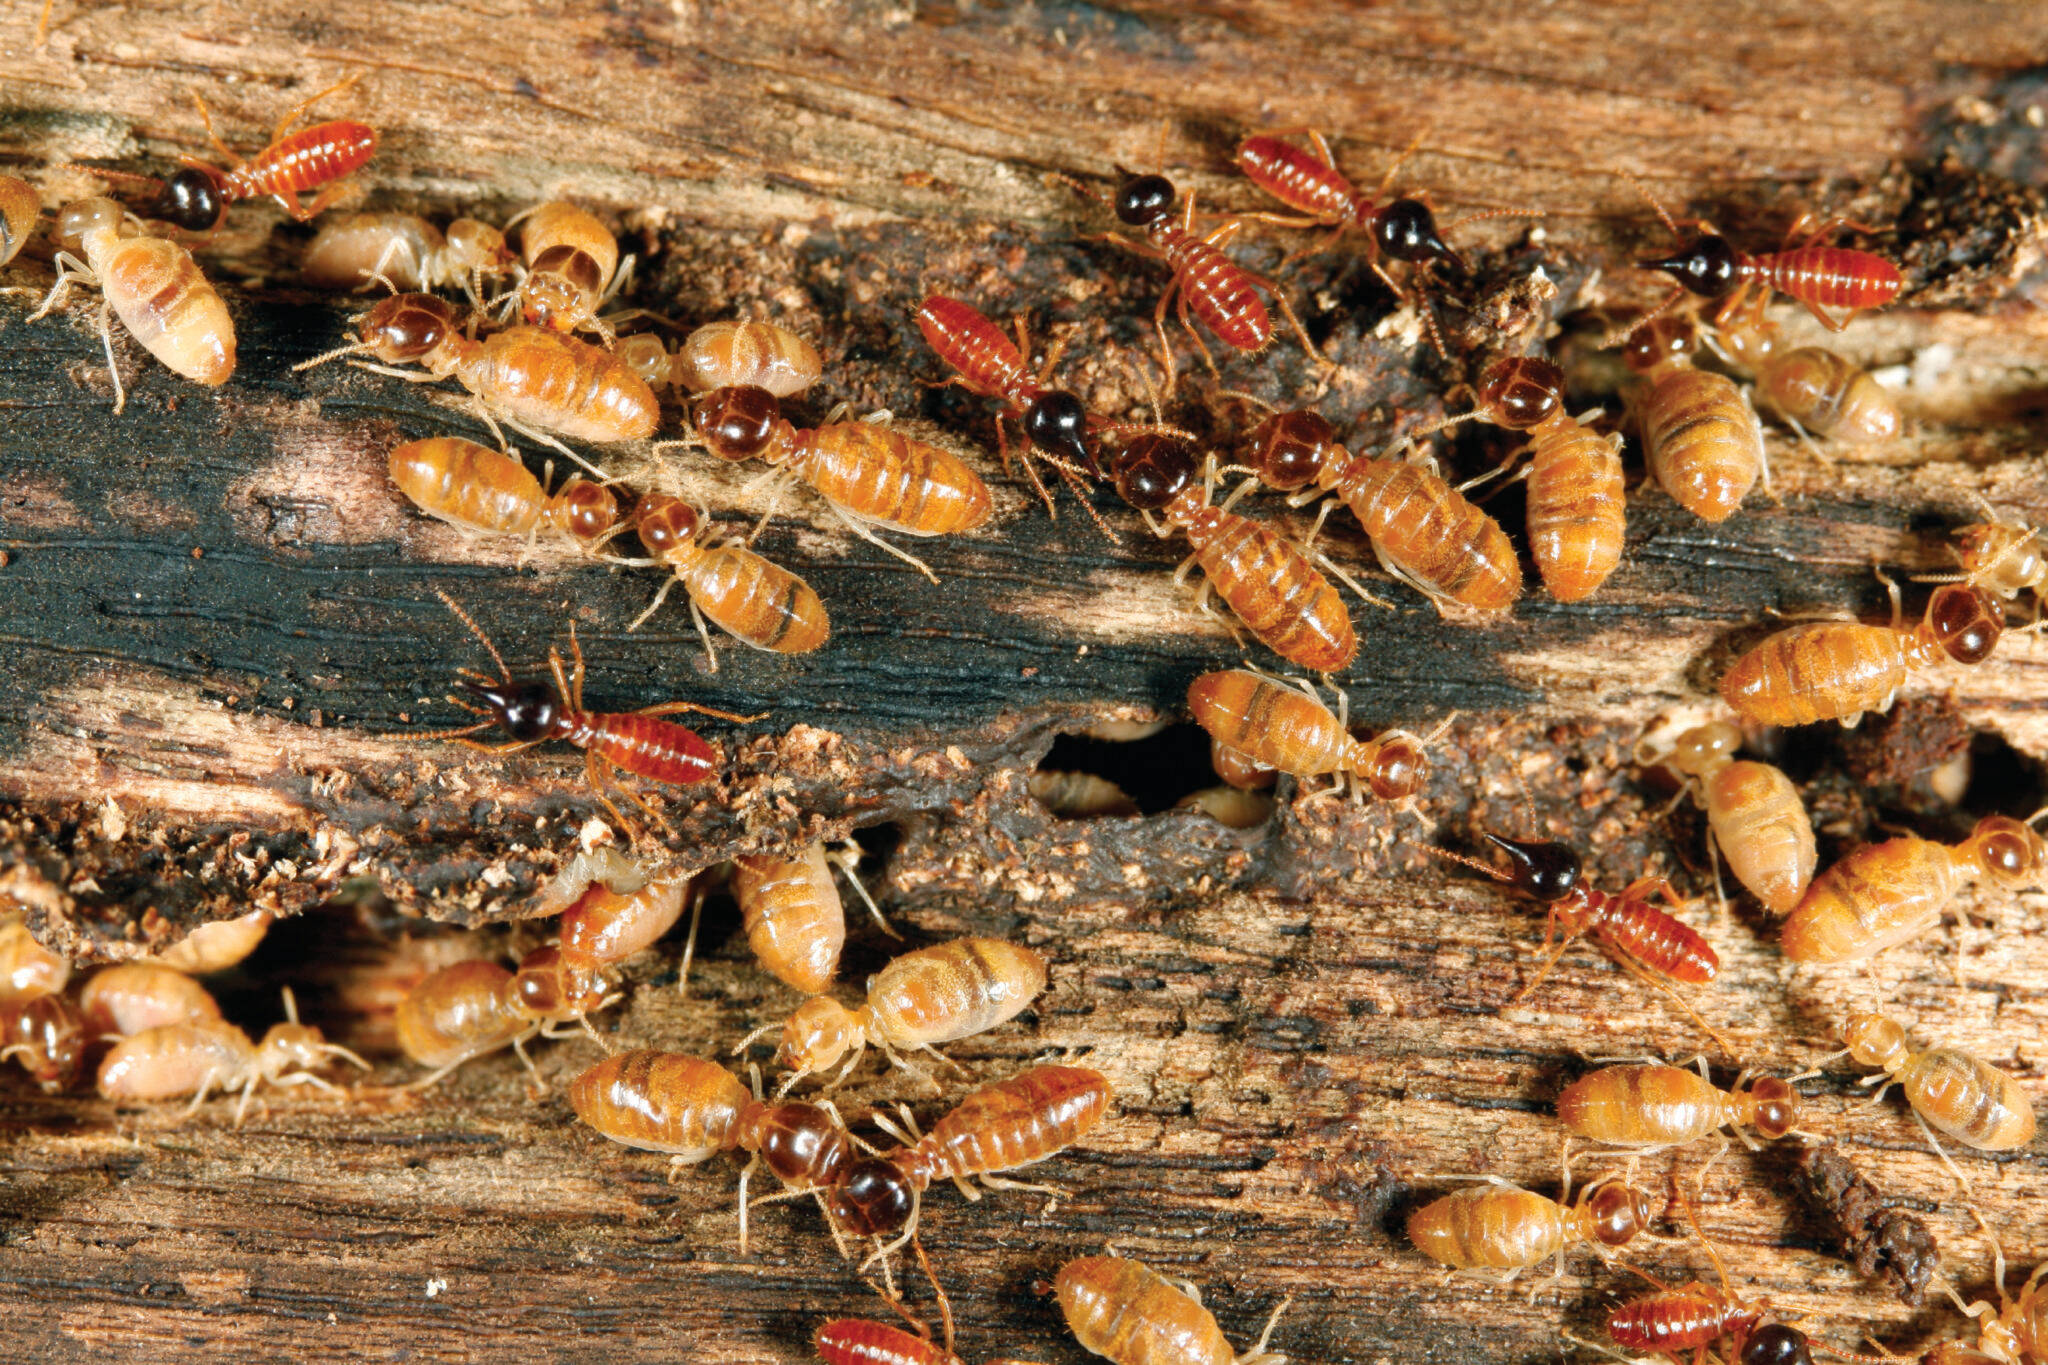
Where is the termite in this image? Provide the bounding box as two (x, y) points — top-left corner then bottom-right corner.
(1602, 1189), (1818, 1365)
(141, 909), (271, 974)
(1407, 1171), (1656, 1288)
(1635, 721), (1816, 915)
(119, 73), (375, 232)
(1185, 668), (1434, 802)
(388, 436), (621, 551)
(510, 200), (629, 336)
(730, 841), (893, 996)
(79, 962), (223, 1037)
(0, 175), (39, 266)
(1622, 316), (1767, 524)
(27, 197), (235, 412)
(1833, 1012), (2036, 1184)
(1208, 737), (1278, 792)
(97, 990), (367, 1123)
(1233, 407), (1521, 618)
(394, 958), (541, 1082)
(1918, 500), (2047, 618)
(1426, 356), (1628, 602)
(628, 494), (830, 666)
(747, 937), (1048, 1090)
(1032, 769), (1141, 819)
(1556, 1059), (1802, 1155)
(1107, 435), (1357, 671)
(0, 919), (69, 1001)
(815, 1319), (962, 1365)
(614, 319), (823, 398)
(1705, 292), (1901, 448)
(1175, 784), (1276, 828)
(1629, 175), (1903, 332)
(0, 994), (87, 1091)
(529, 849), (695, 1004)
(1720, 579), (2004, 727)
(294, 293), (659, 466)
(303, 212), (514, 299)
(400, 590), (757, 837)
(1051, 164), (1327, 387)
(689, 384), (993, 583)
(1054, 1254), (1290, 1365)
(1931, 1216), (2048, 1365)
(1781, 815), (2048, 966)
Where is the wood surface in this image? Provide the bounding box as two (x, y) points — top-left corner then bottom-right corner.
(1, 2), (2047, 1361)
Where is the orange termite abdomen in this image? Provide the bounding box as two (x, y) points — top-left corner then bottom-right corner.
(815, 1320), (963, 1365)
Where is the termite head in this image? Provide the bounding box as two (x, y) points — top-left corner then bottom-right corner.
(151, 165), (227, 233)
(615, 333), (673, 390)
(1955, 522), (2046, 597)
(1650, 721), (1742, 779)
(444, 218), (512, 273)
(1376, 197), (1460, 269)
(633, 495), (703, 561)
(697, 385), (781, 461)
(1109, 434), (1199, 510)
(1112, 171), (1177, 227)
(1481, 834), (1581, 902)
(509, 946), (608, 1020)
(1962, 815), (2048, 889)
(1743, 1075), (1799, 1139)
(754, 1101), (853, 1187)
(1841, 1012), (1910, 1074)
(55, 196), (125, 250)
(1362, 735), (1428, 801)
(1475, 357), (1566, 430)
(1023, 390), (1095, 472)
(825, 1156), (915, 1237)
(776, 996), (859, 1074)
(356, 293), (459, 362)
(1243, 410), (1338, 492)
(1639, 232), (1740, 297)
(519, 246), (605, 330)
(1924, 584), (2003, 665)
(5, 995), (86, 1091)
(1737, 1324), (1813, 1365)
(459, 678), (564, 742)
(254, 1021), (333, 1079)
(1620, 316), (1697, 373)
(547, 478), (620, 545)
(1584, 1180), (1654, 1248)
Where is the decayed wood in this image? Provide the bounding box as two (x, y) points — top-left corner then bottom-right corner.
(0, 2), (2046, 1362)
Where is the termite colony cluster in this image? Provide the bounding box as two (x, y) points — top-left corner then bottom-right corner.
(0, 58), (2043, 1365)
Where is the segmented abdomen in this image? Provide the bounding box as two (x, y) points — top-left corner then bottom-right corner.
(1704, 760), (1816, 915)
(100, 237), (236, 385)
(1588, 889), (1719, 983)
(900, 1063), (1111, 1188)
(228, 121), (377, 200)
(466, 327), (660, 442)
(388, 436), (545, 536)
(732, 847), (845, 995)
(1780, 836), (1956, 964)
(1555, 1063), (1725, 1145)
(815, 1319), (963, 1365)
(800, 424), (993, 535)
(1337, 458), (1521, 611)
(1607, 1288), (1740, 1352)
(1637, 366), (1762, 523)
(1406, 1186), (1568, 1270)
(1901, 1048), (2038, 1150)
(566, 1049), (751, 1158)
(573, 711), (716, 785)
(915, 296), (1033, 403)
(1525, 424), (1625, 603)
(1156, 226), (1271, 352)
(1185, 669), (1350, 777)
(1181, 507), (1357, 671)
(1719, 623), (1911, 726)
(687, 545), (829, 653)
(1755, 246), (1902, 312)
(1758, 347), (1900, 443)
(1235, 135), (1359, 223)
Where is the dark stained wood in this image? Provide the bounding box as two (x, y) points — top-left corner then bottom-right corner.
(0, 2), (2046, 1362)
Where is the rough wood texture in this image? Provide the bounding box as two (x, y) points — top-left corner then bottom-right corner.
(2, 3), (2047, 1362)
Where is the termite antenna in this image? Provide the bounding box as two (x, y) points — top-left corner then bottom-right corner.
(1600, 287), (1687, 350)
(1615, 166), (1683, 241)
(292, 337), (377, 372)
(433, 588), (512, 683)
(1413, 842), (1512, 883)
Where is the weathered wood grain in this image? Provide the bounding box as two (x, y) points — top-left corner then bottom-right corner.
(0, 2), (2046, 1362)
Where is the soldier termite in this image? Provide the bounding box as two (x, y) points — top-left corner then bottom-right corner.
(815, 1319), (962, 1365)
(1107, 435), (1358, 671)
(79, 963), (223, 1037)
(1635, 721), (1816, 916)
(743, 937), (1048, 1092)
(1827, 1012), (2037, 1189)
(399, 590), (759, 838)
(97, 989), (367, 1123)
(0, 919), (69, 1001)
(1185, 668), (1437, 802)
(0, 175), (39, 266)
(614, 319), (824, 398)
(303, 212), (514, 300)
(730, 841), (894, 996)
(1704, 292), (1901, 449)
(1779, 815), (2048, 967)
(27, 197), (235, 411)
(1721, 579), (2004, 728)
(1556, 1059), (1803, 1157)
(688, 384), (994, 584)
(1623, 316), (1767, 524)
(508, 200), (630, 337)
(388, 436), (621, 553)
(627, 494), (829, 666)
(1054, 1254), (1291, 1365)
(140, 909), (271, 975)
(1424, 356), (1628, 603)
(1232, 407), (1522, 618)
(1406, 1168), (1657, 1292)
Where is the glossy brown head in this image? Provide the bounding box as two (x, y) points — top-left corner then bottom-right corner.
(1475, 357), (1566, 430)
(1963, 815), (2048, 889)
(1744, 1076), (1799, 1139)
(1640, 232), (1741, 298)
(696, 385), (781, 461)
(754, 1102), (852, 1187)
(459, 678), (567, 743)
(824, 1156), (915, 1237)
(1481, 834), (1581, 903)
(1738, 1324), (1813, 1365)
(1924, 584), (2003, 664)
(150, 165), (227, 233)
(1585, 1181), (1654, 1248)
(356, 293), (460, 363)
(1376, 197), (1461, 270)
(1109, 435), (1199, 510)
(510, 946), (608, 1019)
(1620, 315), (1697, 373)
(1023, 391), (1095, 472)
(1112, 171), (1177, 228)
(633, 495), (702, 561)
(1362, 736), (1427, 801)
(1243, 410), (1339, 492)
(547, 479), (619, 545)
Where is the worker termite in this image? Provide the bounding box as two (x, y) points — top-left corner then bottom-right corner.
(745, 937), (1048, 1091)
(140, 909), (271, 974)
(27, 197), (235, 412)
(1032, 769), (1141, 818)
(815, 1319), (962, 1365)
(1704, 292), (1901, 449)
(303, 212), (514, 299)
(1051, 164), (1327, 386)
(689, 384), (993, 583)
(127, 73), (376, 231)
(1918, 501), (2047, 620)
(509, 200), (629, 336)
(1831, 1012), (2037, 1186)
(1556, 1059), (1803, 1155)
(1107, 435), (1358, 671)
(1407, 1165), (1656, 1291)
(1234, 407), (1521, 618)
(79, 962), (223, 1036)
(1629, 176), (1904, 332)
(294, 293), (659, 466)
(1622, 316), (1767, 524)
(1176, 784), (1276, 828)
(628, 494), (830, 666)
(532, 847), (696, 1000)
(0, 919), (69, 1001)
(394, 958), (542, 1082)
(614, 319), (824, 398)
(1928, 1217), (2048, 1365)
(0, 994), (86, 1091)
(1185, 668), (1435, 802)
(1427, 356), (1628, 603)
(1055, 1254), (1290, 1365)
(401, 591), (758, 837)
(1721, 579), (2004, 727)
(1779, 814), (2048, 966)
(388, 436), (621, 552)
(0, 175), (39, 266)
(1635, 721), (1816, 916)
(730, 841), (893, 996)
(98, 990), (367, 1123)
